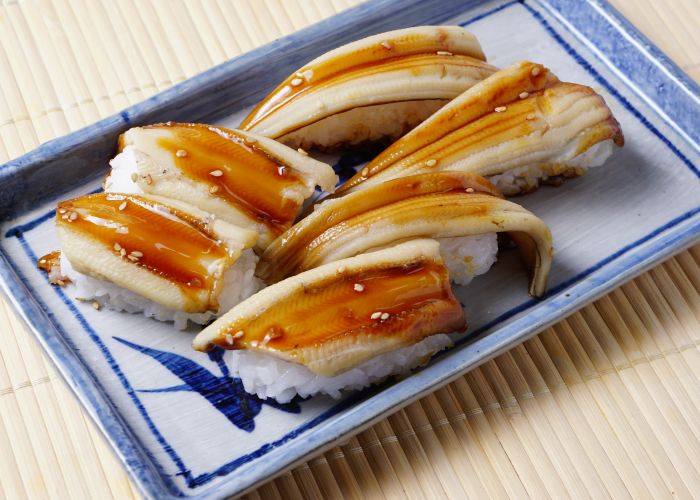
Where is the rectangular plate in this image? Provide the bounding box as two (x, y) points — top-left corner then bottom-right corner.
(1, 0), (699, 498)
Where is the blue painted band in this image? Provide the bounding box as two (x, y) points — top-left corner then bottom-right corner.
(13, 236), (189, 496)
(521, 2), (699, 178)
(1, 1), (698, 498)
(538, 0), (700, 149)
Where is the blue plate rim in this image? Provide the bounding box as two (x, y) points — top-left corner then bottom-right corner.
(1, 0), (699, 498)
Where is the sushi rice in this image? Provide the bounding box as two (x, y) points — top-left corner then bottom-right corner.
(228, 333), (453, 403)
(106, 148), (500, 398)
(437, 234), (498, 286)
(488, 139), (613, 195)
(363, 234), (499, 287)
(279, 100), (446, 151)
(58, 250), (262, 330)
(104, 146), (144, 194)
(224, 235), (497, 402)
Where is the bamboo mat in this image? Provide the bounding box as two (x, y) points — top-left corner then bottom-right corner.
(0, 0), (698, 498)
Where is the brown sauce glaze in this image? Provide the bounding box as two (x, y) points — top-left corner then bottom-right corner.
(261, 180), (498, 284)
(339, 99), (541, 194)
(348, 192), (491, 228)
(56, 193), (230, 299)
(241, 54), (492, 132)
(38, 250), (61, 274)
(217, 260), (464, 351)
(377, 97), (539, 174)
(151, 123), (305, 233)
(336, 66), (556, 193)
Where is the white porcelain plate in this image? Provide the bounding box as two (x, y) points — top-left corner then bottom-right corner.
(1, 1), (698, 498)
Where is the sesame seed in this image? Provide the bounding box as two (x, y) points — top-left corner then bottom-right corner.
(337, 265), (346, 274)
(302, 69), (314, 81)
(494, 106), (507, 113)
(371, 312), (382, 320)
(144, 174), (153, 185)
(361, 167), (369, 177)
(354, 283), (364, 292)
(131, 251), (143, 257)
(250, 340), (259, 348)
(114, 242), (122, 251)
(116, 227), (129, 234)
(297, 147), (308, 156)
(209, 185), (219, 194)
(381, 41), (392, 49)
(278, 166), (287, 176)
(531, 67), (541, 76)
(130, 173), (139, 182)
(426, 159), (437, 167)
(225, 334), (234, 345)
(209, 170), (223, 177)
(127, 255), (139, 261)
(120, 248), (127, 257)
(118, 201), (127, 211)
(465, 187), (475, 193)
(519, 91), (529, 99)
(526, 113), (536, 120)
(261, 334), (272, 346)
(176, 149), (187, 157)
(380, 312), (390, 320)
(436, 50), (453, 56)
(233, 330), (244, 339)
(58, 209), (66, 214)
(61, 214), (69, 220)
(69, 211), (78, 221)
(290, 78), (303, 87)
(56, 279), (66, 287)
(92, 301), (101, 311)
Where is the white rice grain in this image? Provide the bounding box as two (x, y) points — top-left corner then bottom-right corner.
(437, 233), (498, 286)
(279, 100), (446, 150)
(227, 333), (453, 403)
(488, 139), (613, 195)
(60, 250), (262, 330)
(104, 146), (143, 194)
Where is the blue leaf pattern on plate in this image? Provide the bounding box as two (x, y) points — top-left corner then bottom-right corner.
(114, 337), (301, 433)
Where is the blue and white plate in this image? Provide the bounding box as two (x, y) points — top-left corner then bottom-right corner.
(1, 1), (699, 498)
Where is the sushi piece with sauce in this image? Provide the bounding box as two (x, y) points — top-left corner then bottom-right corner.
(105, 122), (338, 250)
(240, 26), (496, 151)
(337, 61), (624, 196)
(192, 239), (466, 402)
(258, 172), (553, 297)
(39, 193), (262, 329)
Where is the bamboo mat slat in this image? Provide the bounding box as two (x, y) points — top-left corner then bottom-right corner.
(0, 1), (698, 498)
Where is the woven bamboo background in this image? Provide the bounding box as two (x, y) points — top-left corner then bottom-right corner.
(0, 0), (698, 498)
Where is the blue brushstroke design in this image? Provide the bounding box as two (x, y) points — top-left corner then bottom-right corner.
(2, 1), (699, 496)
(138, 384), (192, 393)
(114, 337), (300, 433)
